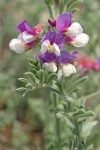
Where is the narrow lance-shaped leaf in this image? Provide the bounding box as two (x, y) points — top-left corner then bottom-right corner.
(81, 121), (98, 140)
(24, 72), (38, 84)
(16, 87), (27, 92)
(18, 78), (29, 84)
(46, 73), (57, 84)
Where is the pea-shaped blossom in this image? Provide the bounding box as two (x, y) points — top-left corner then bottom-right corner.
(77, 55), (100, 72)
(56, 51), (78, 77)
(37, 50), (78, 76)
(56, 13), (89, 47)
(9, 20), (44, 53)
(41, 30), (65, 56)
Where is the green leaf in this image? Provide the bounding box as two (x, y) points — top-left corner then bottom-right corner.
(18, 78), (29, 84)
(26, 83), (32, 89)
(45, 0), (54, 4)
(39, 69), (44, 85)
(22, 89), (31, 97)
(29, 63), (36, 68)
(84, 110), (95, 116)
(55, 81), (63, 92)
(56, 112), (64, 118)
(68, 76), (88, 92)
(65, 117), (75, 128)
(73, 76), (88, 86)
(67, 0), (83, 9)
(25, 72), (39, 84)
(16, 87), (27, 92)
(75, 110), (94, 119)
(81, 121), (98, 140)
(47, 87), (60, 94)
(28, 58), (38, 65)
(31, 68), (37, 74)
(46, 73), (57, 84)
(73, 109), (86, 116)
(43, 70), (49, 83)
(66, 96), (75, 103)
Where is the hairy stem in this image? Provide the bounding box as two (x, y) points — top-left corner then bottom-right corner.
(85, 90), (100, 100)
(53, 93), (61, 150)
(46, 3), (55, 18)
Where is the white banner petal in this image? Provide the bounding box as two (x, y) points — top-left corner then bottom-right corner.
(67, 22), (83, 36)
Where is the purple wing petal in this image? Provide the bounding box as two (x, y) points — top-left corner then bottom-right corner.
(56, 13), (72, 33)
(17, 20), (34, 34)
(42, 30), (64, 48)
(56, 50), (78, 64)
(38, 51), (56, 63)
(54, 32), (65, 48)
(41, 30), (55, 44)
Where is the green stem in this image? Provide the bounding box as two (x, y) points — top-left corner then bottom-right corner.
(56, 117), (61, 150)
(46, 4), (55, 18)
(85, 90), (100, 100)
(59, 0), (64, 13)
(75, 122), (84, 150)
(62, 90), (70, 113)
(53, 93), (61, 150)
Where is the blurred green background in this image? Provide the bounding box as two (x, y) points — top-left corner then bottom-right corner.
(0, 0), (100, 149)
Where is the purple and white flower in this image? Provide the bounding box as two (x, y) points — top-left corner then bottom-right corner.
(37, 50), (78, 76)
(56, 13), (89, 47)
(9, 20), (44, 53)
(56, 50), (78, 77)
(41, 30), (64, 56)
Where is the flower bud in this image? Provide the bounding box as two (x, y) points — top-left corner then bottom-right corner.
(48, 18), (56, 27)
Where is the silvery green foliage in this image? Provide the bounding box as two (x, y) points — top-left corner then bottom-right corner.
(44, 0), (83, 17)
(17, 57), (97, 150)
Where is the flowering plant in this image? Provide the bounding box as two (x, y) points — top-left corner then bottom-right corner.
(77, 54), (100, 73)
(9, 0), (99, 149)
